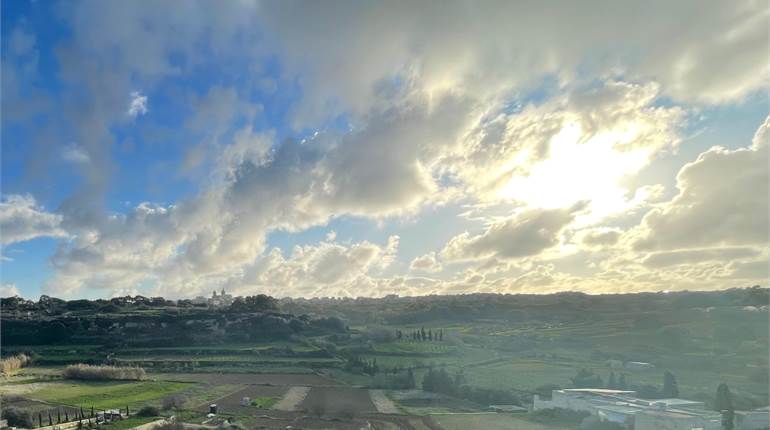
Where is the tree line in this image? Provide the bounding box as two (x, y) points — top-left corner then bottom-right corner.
(395, 327), (444, 341)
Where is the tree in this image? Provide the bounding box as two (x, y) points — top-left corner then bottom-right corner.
(662, 371), (679, 398)
(715, 383), (734, 411)
(407, 368), (416, 389)
(428, 329), (433, 341)
(607, 372), (616, 389)
(2, 407), (34, 428)
(422, 368), (457, 396)
(618, 374), (627, 390)
(570, 369), (603, 388)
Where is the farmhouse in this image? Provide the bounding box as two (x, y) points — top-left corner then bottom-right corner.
(533, 388), (733, 429)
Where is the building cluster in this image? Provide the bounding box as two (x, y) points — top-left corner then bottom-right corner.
(534, 388), (769, 430)
(192, 288), (234, 308)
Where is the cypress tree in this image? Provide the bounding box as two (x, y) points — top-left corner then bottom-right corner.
(618, 374), (627, 390)
(662, 370), (679, 398)
(716, 383), (734, 411)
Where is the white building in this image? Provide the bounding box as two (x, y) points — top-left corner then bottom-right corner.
(208, 289), (234, 307)
(734, 407), (770, 430)
(534, 388), (722, 429)
(635, 408), (722, 430)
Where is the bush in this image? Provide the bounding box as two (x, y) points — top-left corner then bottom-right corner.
(529, 408), (590, 425)
(535, 384), (562, 400)
(580, 416), (624, 430)
(136, 406), (160, 417)
(1, 353), (31, 375)
(162, 395), (186, 410)
(2, 407), (34, 428)
(63, 364), (146, 381)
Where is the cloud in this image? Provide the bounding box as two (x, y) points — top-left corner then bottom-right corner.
(0, 283), (21, 298)
(128, 91), (148, 117)
(61, 143), (91, 164)
(8, 2), (768, 298)
(641, 247), (761, 268)
(578, 228), (622, 248)
(632, 116), (769, 251)
(234, 236), (400, 297)
(450, 82), (685, 221)
(0, 194), (67, 245)
(258, 0), (768, 126)
(410, 252), (442, 273)
(441, 202), (587, 262)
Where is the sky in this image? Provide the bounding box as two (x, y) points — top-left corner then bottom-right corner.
(1, 0), (768, 300)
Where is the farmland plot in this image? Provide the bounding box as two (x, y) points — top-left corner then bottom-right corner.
(272, 386), (310, 411)
(300, 387), (377, 416)
(199, 385), (287, 415)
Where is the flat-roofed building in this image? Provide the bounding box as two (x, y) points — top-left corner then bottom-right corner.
(635, 408), (722, 430)
(735, 407), (770, 430)
(534, 388), (730, 429)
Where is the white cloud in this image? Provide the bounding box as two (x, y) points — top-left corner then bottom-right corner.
(0, 194), (67, 245)
(0, 282), (21, 297)
(641, 247), (762, 268)
(441, 202), (587, 262)
(127, 91), (148, 117)
(631, 116), (769, 251)
(234, 236), (400, 297)
(13, 1), (768, 298)
(61, 143), (91, 164)
(577, 227), (622, 248)
(410, 252), (442, 273)
(258, 0), (768, 126)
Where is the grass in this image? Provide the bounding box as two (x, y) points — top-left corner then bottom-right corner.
(431, 413), (576, 430)
(32, 380), (193, 409)
(100, 416), (160, 430)
(250, 396), (277, 408)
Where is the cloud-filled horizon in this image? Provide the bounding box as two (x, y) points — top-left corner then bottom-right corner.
(1, 0), (768, 299)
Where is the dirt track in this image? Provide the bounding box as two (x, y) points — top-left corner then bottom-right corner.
(154, 372), (337, 386)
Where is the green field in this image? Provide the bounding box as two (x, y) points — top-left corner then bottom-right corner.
(431, 413), (575, 430)
(31, 381), (193, 409)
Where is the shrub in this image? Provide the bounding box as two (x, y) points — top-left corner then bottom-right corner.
(535, 384), (561, 400)
(1, 353), (31, 375)
(529, 408), (590, 425)
(162, 395), (186, 411)
(2, 407), (34, 428)
(63, 364), (146, 381)
(136, 406), (160, 417)
(580, 416), (624, 430)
